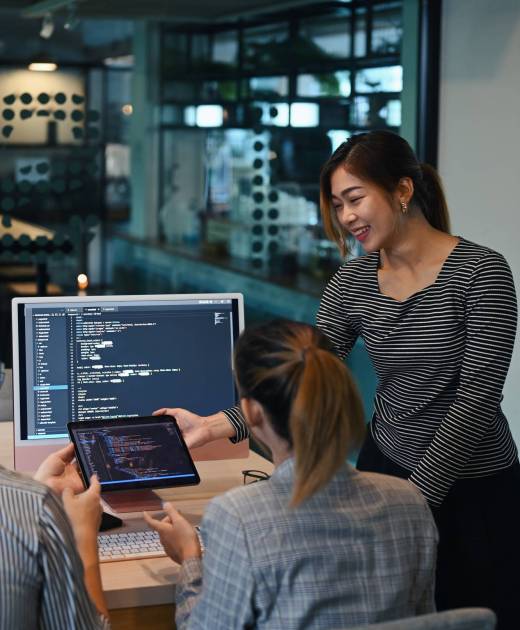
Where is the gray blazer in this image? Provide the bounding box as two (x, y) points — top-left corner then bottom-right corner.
(176, 458), (438, 630)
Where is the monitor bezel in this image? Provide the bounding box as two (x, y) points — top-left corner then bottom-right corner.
(12, 292), (244, 471)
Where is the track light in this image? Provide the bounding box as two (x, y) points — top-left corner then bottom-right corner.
(40, 12), (54, 39)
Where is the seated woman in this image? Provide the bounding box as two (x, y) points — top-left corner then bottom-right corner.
(145, 320), (438, 630)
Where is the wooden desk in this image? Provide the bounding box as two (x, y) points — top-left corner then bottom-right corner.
(0, 421), (273, 629)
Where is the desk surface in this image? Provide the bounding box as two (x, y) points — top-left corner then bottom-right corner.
(0, 420), (273, 610)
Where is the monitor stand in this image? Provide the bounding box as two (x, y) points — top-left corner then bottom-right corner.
(102, 489), (163, 513)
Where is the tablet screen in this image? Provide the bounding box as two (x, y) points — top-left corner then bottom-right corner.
(68, 416), (200, 492)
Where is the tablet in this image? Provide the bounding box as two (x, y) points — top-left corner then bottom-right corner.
(67, 416), (200, 492)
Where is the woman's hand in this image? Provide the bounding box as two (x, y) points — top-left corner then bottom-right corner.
(153, 407), (213, 448)
(62, 475), (103, 547)
(34, 443), (84, 495)
(63, 477), (109, 620)
(143, 502), (201, 564)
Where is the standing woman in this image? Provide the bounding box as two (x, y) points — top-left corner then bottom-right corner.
(316, 131), (519, 629)
(155, 131), (519, 628)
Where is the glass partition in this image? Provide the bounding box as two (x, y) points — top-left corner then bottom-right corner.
(158, 1), (403, 283)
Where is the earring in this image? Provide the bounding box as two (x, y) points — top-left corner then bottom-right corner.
(400, 201), (408, 214)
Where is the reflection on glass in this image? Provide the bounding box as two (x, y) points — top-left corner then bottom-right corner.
(351, 96), (370, 126)
(355, 65), (402, 93)
(201, 80), (237, 101)
(378, 99), (401, 126)
(213, 30), (238, 67)
(297, 71), (350, 97)
(252, 102), (289, 127)
(372, 3), (402, 54)
(196, 105), (224, 127)
(354, 8), (367, 57)
(161, 104), (184, 125)
(299, 13), (351, 59)
(244, 23), (289, 69)
(249, 76), (288, 99)
(157, 4), (404, 281)
(192, 33), (211, 64)
(162, 80), (198, 102)
(182, 105), (225, 127)
(184, 106), (196, 126)
(290, 103), (319, 128)
(162, 32), (189, 74)
(158, 125), (339, 277)
(326, 129), (350, 152)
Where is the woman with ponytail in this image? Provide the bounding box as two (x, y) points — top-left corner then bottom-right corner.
(317, 131), (519, 630)
(148, 320), (437, 630)
(156, 131), (519, 627)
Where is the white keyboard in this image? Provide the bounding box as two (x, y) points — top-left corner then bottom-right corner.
(98, 530), (167, 563)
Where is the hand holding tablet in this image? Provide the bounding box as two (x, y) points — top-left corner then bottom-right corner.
(67, 415), (200, 493)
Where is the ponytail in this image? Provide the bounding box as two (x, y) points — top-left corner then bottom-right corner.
(234, 320), (365, 507)
(289, 346), (365, 506)
(416, 163), (451, 234)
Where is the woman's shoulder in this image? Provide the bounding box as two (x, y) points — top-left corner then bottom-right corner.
(451, 237), (513, 282)
(351, 470), (435, 521)
(455, 237), (509, 266)
(205, 478), (280, 522)
(327, 251), (378, 287)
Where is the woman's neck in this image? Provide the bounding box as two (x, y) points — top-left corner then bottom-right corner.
(380, 217), (456, 272)
(252, 424), (292, 468)
(271, 444), (293, 468)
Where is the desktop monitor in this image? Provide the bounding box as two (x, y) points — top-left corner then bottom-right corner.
(12, 293), (247, 472)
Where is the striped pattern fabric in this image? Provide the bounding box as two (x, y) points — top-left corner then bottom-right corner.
(0, 466), (109, 629)
(317, 237), (518, 506)
(224, 406), (249, 443)
(175, 458), (438, 630)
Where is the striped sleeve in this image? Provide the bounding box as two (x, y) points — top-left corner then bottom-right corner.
(222, 406), (249, 443)
(409, 253), (518, 506)
(316, 267), (359, 360)
(39, 491), (110, 630)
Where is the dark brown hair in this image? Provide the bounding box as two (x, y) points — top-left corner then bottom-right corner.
(320, 131), (451, 256)
(234, 319), (365, 506)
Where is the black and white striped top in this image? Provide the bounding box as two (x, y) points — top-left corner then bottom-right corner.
(317, 237), (518, 506)
(224, 238), (518, 507)
(0, 466), (109, 629)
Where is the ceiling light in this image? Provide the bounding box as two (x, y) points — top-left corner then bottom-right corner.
(64, 0), (80, 31)
(28, 61), (58, 72)
(40, 12), (54, 39)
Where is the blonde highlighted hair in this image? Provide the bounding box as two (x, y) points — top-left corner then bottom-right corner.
(234, 320), (365, 506)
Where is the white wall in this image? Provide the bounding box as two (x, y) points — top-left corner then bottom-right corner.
(438, 0), (520, 446)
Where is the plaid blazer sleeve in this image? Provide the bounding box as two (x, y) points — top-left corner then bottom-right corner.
(175, 497), (256, 630)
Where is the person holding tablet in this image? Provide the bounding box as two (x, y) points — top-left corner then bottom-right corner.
(156, 131), (519, 629)
(147, 320), (438, 629)
(1, 444), (109, 629)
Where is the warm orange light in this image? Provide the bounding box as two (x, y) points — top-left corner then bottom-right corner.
(77, 273), (88, 290)
(28, 62), (58, 72)
(121, 104), (133, 116)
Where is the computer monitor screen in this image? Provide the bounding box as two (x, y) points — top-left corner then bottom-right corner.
(12, 293), (245, 471)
